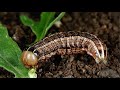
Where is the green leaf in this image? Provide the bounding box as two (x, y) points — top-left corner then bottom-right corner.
(37, 12), (56, 41)
(20, 15), (35, 27)
(0, 24), (29, 78)
(20, 12), (65, 42)
(40, 12), (65, 40)
(28, 68), (37, 78)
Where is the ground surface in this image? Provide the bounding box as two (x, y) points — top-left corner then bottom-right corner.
(0, 12), (120, 78)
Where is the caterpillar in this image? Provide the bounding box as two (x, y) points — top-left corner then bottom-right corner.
(21, 31), (107, 68)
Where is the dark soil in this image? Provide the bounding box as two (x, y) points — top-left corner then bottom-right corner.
(0, 12), (120, 78)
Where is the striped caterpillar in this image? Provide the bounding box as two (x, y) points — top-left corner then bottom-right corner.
(21, 31), (107, 68)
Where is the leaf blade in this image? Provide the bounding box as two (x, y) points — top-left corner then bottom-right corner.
(43, 12), (66, 38)
(37, 12), (56, 41)
(0, 24), (29, 78)
(20, 12), (65, 42)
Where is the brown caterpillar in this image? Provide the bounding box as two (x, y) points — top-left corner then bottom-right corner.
(21, 31), (107, 68)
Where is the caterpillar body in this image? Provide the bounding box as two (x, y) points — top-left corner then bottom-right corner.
(21, 31), (107, 68)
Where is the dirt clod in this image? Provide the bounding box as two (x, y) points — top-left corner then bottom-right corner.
(97, 69), (120, 78)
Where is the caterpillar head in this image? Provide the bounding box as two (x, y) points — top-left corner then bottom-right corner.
(21, 51), (38, 68)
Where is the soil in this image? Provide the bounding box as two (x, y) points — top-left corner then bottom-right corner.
(0, 12), (120, 78)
